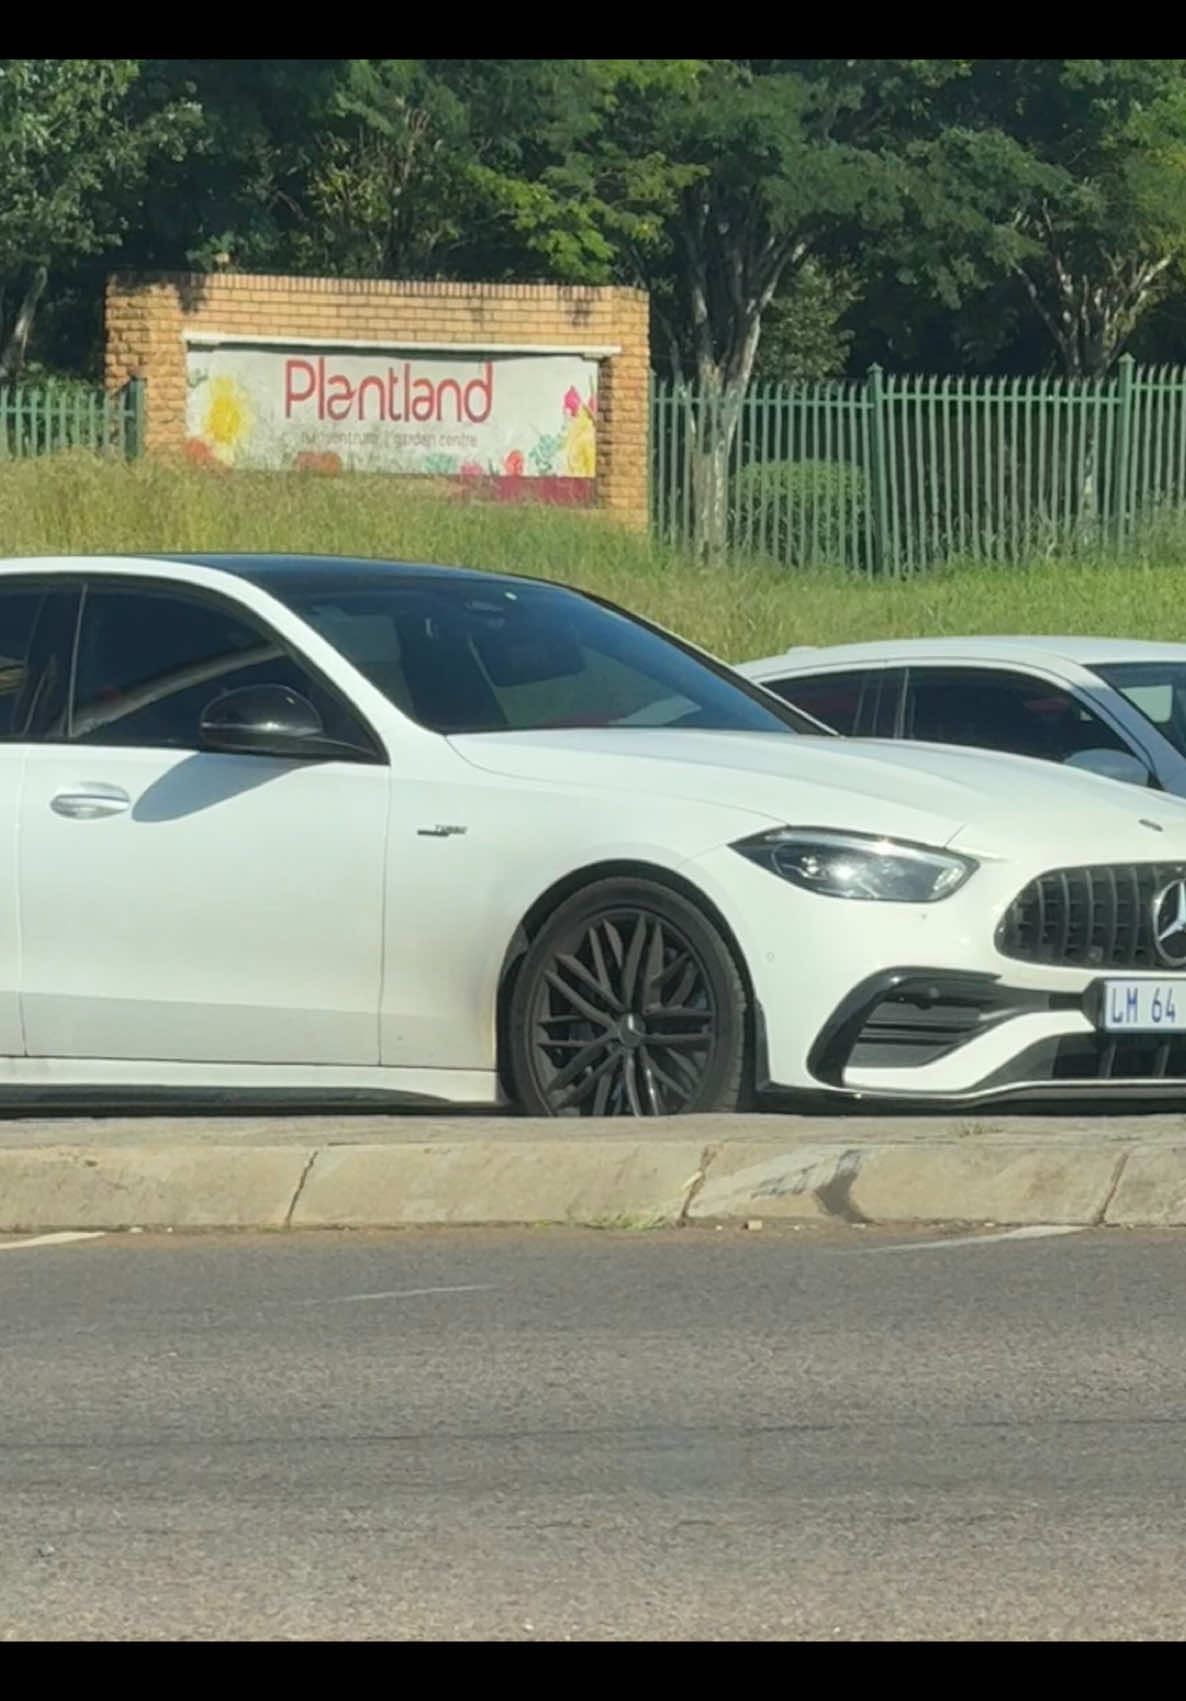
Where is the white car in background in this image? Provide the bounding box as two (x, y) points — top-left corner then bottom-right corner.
(3, 557), (1186, 1115)
(738, 637), (1186, 795)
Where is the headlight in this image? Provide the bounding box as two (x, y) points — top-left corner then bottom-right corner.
(731, 827), (977, 902)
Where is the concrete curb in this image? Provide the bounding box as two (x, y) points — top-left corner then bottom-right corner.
(0, 1145), (316, 1231)
(1, 1113), (1186, 1232)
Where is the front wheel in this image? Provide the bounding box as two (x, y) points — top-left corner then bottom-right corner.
(507, 878), (749, 1117)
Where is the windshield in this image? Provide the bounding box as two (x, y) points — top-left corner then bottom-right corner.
(279, 576), (824, 737)
(1091, 661), (1186, 758)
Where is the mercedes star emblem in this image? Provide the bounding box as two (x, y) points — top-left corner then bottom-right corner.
(1153, 879), (1186, 967)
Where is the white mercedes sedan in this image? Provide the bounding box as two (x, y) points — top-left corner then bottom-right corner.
(4, 553), (1186, 1115)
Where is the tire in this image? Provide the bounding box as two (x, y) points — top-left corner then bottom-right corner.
(507, 877), (748, 1117)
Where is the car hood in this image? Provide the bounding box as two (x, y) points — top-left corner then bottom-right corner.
(449, 728), (1186, 858)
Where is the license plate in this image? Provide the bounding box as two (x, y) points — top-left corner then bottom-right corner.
(1101, 979), (1186, 1031)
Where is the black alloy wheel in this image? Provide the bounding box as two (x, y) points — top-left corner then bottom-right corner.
(508, 878), (748, 1117)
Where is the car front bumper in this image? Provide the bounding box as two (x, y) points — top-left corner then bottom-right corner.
(688, 841), (1186, 1104)
(797, 964), (1186, 1103)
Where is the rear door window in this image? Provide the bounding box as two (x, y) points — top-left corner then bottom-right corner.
(0, 583), (80, 740)
(758, 669), (876, 736)
(903, 666), (1133, 762)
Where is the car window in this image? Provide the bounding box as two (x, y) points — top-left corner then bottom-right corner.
(759, 669), (870, 735)
(1091, 662), (1186, 760)
(0, 583), (79, 740)
(903, 666), (1132, 763)
(65, 583), (373, 752)
(871, 667), (906, 737)
(285, 581), (819, 736)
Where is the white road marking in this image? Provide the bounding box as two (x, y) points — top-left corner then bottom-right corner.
(311, 1284), (496, 1306)
(872, 1224), (1085, 1254)
(0, 1231), (107, 1252)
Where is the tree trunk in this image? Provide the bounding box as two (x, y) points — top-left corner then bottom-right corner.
(0, 266), (48, 383)
(685, 378), (739, 561)
(689, 437), (727, 561)
(683, 329), (761, 562)
(669, 200), (804, 562)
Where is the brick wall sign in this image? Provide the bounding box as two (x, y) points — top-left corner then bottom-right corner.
(106, 273), (650, 527)
(185, 342), (600, 487)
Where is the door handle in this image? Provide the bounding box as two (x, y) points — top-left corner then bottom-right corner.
(50, 784), (132, 820)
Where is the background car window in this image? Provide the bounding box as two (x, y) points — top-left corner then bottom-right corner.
(69, 585), (370, 750)
(903, 667), (1131, 763)
(0, 585), (79, 740)
(761, 669), (873, 735)
(1091, 662), (1186, 760)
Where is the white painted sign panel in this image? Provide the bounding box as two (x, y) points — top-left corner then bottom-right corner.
(184, 344), (599, 481)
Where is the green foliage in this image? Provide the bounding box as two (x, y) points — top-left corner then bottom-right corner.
(889, 60), (1186, 374)
(0, 61), (197, 276)
(0, 60), (199, 374)
(752, 261), (858, 380)
(10, 58), (1186, 390)
(289, 61), (474, 278)
(732, 459), (868, 567)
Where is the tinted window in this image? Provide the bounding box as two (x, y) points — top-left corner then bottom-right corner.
(762, 670), (871, 735)
(67, 584), (372, 751)
(282, 579), (820, 736)
(1092, 662), (1186, 759)
(870, 667), (906, 737)
(904, 667), (1131, 762)
(0, 584), (78, 740)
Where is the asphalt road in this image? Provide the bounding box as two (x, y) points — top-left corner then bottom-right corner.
(4, 1221), (1186, 1640)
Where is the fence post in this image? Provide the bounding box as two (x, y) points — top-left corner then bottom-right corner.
(123, 375), (147, 460)
(648, 371), (656, 537)
(866, 364), (891, 576)
(1113, 352), (1135, 550)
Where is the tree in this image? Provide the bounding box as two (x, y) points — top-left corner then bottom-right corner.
(751, 260), (858, 381)
(468, 59), (968, 556)
(126, 61), (482, 283)
(120, 60), (342, 275)
(898, 60), (1186, 378)
(286, 62), (474, 279)
(0, 60), (198, 379)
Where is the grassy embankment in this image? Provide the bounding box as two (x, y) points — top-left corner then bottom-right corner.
(3, 453), (1184, 658)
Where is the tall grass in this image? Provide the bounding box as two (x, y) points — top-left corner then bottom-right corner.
(5, 453), (1186, 659)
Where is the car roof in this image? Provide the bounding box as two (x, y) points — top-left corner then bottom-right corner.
(740, 635), (1186, 675)
(0, 552), (555, 595)
(162, 553), (548, 591)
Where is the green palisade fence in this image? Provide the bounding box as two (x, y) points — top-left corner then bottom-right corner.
(651, 356), (1186, 572)
(10, 365), (1186, 575)
(0, 378), (145, 462)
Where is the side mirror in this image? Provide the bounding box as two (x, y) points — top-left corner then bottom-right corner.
(1063, 748), (1152, 788)
(199, 684), (354, 760)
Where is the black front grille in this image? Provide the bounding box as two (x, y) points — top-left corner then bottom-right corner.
(1052, 1033), (1186, 1081)
(998, 863), (1186, 969)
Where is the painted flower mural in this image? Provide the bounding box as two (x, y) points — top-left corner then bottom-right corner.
(563, 388), (597, 479)
(520, 385), (597, 479)
(182, 436), (230, 475)
(528, 433), (563, 473)
(200, 375), (253, 465)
